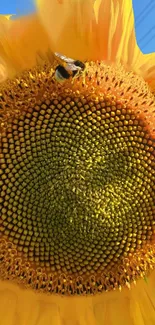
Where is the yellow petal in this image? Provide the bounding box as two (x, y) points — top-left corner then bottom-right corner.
(0, 56), (8, 82)
(94, 0), (141, 64)
(0, 14), (51, 78)
(36, 0), (141, 64)
(36, 0), (97, 60)
(136, 52), (155, 94)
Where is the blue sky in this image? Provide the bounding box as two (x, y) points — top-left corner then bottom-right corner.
(0, 0), (155, 54)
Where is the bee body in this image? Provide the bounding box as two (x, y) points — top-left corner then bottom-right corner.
(54, 52), (85, 82)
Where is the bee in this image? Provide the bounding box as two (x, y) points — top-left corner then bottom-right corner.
(54, 52), (86, 82)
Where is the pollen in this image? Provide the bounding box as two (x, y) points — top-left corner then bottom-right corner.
(0, 60), (155, 295)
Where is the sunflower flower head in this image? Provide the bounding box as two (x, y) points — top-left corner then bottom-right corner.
(0, 1), (155, 324)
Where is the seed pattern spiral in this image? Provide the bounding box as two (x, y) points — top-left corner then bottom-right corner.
(0, 61), (155, 295)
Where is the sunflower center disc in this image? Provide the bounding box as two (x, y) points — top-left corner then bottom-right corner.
(0, 70), (155, 294)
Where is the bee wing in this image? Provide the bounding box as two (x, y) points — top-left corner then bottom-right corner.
(54, 52), (75, 63)
(66, 63), (82, 71)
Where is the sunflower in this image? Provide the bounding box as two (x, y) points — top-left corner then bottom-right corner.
(0, 0), (155, 324)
